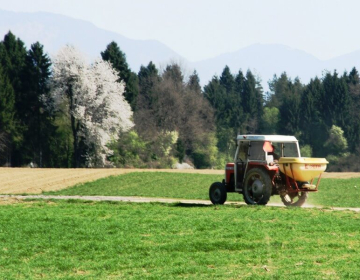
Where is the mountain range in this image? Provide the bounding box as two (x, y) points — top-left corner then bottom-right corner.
(1, 9), (360, 91)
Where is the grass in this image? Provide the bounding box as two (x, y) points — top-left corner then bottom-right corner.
(308, 178), (360, 207)
(45, 172), (228, 200)
(45, 172), (360, 208)
(0, 200), (359, 279)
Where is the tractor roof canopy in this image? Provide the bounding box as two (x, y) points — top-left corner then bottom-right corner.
(237, 135), (298, 143)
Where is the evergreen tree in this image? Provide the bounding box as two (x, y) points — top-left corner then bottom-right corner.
(219, 66), (234, 95)
(204, 67), (243, 153)
(203, 76), (226, 122)
(231, 70), (245, 133)
(254, 74), (264, 127)
(0, 31), (27, 166)
(138, 61), (159, 95)
(242, 70), (263, 133)
(267, 73), (291, 108)
(322, 71), (350, 128)
(101, 41), (139, 110)
(163, 64), (184, 91)
(135, 62), (161, 140)
(0, 65), (15, 134)
(243, 70), (257, 116)
(0, 31), (27, 96)
(299, 77), (327, 156)
(274, 76), (303, 137)
(0, 64), (16, 164)
(345, 68), (360, 152)
(187, 70), (201, 94)
(21, 42), (55, 167)
(219, 66), (235, 129)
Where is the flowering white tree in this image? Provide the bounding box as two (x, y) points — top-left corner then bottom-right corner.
(49, 45), (133, 167)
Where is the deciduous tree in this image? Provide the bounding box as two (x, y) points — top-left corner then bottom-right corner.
(49, 45), (133, 167)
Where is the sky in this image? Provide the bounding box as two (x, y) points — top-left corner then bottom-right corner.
(0, 0), (360, 62)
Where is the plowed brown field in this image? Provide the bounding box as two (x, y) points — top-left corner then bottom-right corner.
(0, 168), (359, 194)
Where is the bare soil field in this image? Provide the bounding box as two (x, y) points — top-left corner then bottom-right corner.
(0, 167), (359, 194)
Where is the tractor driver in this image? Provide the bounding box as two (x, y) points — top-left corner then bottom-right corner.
(269, 145), (280, 161)
(263, 141), (279, 165)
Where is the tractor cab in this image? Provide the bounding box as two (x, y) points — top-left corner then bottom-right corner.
(232, 135), (300, 192)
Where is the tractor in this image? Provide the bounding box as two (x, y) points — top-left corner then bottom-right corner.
(209, 135), (328, 206)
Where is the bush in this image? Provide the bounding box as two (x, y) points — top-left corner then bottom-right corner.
(300, 145), (312, 157)
(192, 133), (218, 168)
(327, 152), (360, 172)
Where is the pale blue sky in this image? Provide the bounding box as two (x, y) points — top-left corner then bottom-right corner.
(0, 0), (359, 61)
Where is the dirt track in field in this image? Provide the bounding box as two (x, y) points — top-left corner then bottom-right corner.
(0, 167), (359, 194)
(1, 194), (359, 212)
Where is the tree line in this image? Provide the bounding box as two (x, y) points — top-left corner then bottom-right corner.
(0, 31), (359, 170)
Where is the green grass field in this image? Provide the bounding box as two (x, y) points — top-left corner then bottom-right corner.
(2, 172), (360, 279)
(0, 200), (359, 279)
(45, 172), (360, 208)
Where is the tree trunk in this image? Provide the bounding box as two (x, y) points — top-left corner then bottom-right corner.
(69, 87), (80, 168)
(71, 113), (79, 168)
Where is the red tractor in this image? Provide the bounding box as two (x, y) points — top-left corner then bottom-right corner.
(209, 135), (328, 206)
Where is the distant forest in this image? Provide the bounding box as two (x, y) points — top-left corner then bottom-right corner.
(0, 31), (359, 171)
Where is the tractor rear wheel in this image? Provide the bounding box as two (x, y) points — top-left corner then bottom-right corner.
(209, 182), (227, 205)
(280, 191), (308, 207)
(243, 168), (272, 205)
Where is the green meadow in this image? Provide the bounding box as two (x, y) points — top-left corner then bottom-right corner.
(1, 172), (360, 279)
(0, 200), (359, 279)
(45, 172), (360, 208)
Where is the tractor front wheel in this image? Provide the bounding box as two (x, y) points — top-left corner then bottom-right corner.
(280, 191), (308, 207)
(209, 182), (227, 205)
(243, 168), (272, 205)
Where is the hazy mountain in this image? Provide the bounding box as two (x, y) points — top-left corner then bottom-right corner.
(0, 9), (185, 71)
(191, 44), (360, 91)
(1, 9), (360, 91)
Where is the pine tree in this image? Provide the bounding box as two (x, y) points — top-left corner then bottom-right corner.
(0, 31), (27, 166)
(163, 64), (184, 91)
(0, 32), (27, 96)
(135, 62), (161, 141)
(299, 77), (327, 156)
(231, 70), (245, 133)
(187, 70), (201, 94)
(267, 73), (291, 108)
(21, 42), (54, 167)
(0, 64), (16, 164)
(243, 70), (257, 116)
(0, 64), (15, 132)
(345, 68), (360, 152)
(322, 71), (350, 127)
(275, 76), (303, 137)
(101, 41), (139, 110)
(242, 70), (261, 133)
(203, 68), (234, 153)
(219, 66), (234, 95)
(138, 62), (159, 95)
